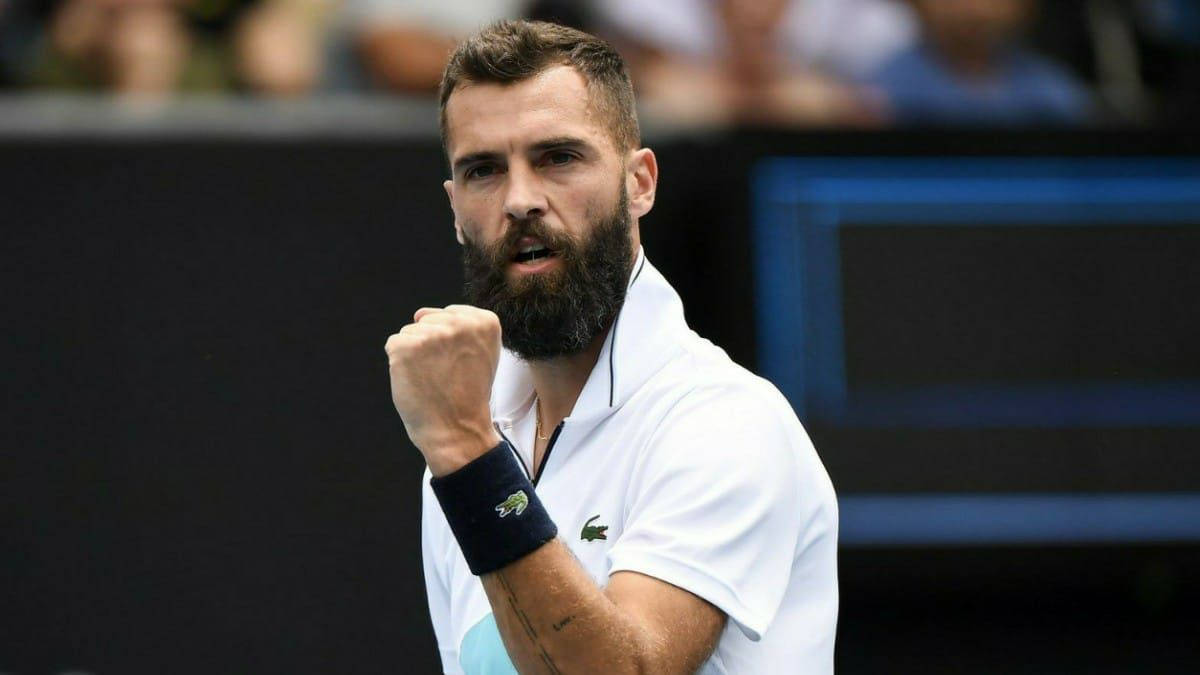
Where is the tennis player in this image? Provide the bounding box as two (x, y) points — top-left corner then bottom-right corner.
(386, 20), (838, 674)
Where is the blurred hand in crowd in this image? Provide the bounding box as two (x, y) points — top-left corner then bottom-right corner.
(350, 0), (526, 93)
(357, 21), (455, 92)
(107, 0), (189, 94)
(235, 0), (331, 96)
(719, 0), (885, 126)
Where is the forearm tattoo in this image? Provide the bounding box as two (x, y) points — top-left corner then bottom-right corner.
(496, 571), (564, 675)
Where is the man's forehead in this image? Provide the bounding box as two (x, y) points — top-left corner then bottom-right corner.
(444, 65), (610, 158)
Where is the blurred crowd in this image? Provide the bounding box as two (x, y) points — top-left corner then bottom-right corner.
(0, 0), (1196, 127)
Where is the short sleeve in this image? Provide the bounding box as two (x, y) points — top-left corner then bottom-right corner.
(422, 471), (465, 674)
(606, 385), (806, 641)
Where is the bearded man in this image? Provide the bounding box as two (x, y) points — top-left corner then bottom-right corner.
(385, 20), (838, 674)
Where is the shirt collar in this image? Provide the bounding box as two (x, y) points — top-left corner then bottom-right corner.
(491, 247), (690, 427)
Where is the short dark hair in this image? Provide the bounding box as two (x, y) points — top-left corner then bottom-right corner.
(439, 20), (640, 155)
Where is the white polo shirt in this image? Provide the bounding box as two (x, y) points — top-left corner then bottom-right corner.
(421, 249), (839, 674)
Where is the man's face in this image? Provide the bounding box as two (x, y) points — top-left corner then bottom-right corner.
(442, 65), (656, 360)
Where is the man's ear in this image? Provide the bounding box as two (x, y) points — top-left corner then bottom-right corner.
(444, 179), (465, 245)
(626, 148), (658, 220)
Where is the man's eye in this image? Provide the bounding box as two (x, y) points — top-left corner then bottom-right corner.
(547, 152), (574, 166)
(466, 165), (496, 180)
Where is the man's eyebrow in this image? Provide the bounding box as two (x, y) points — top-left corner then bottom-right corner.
(529, 137), (592, 153)
(451, 138), (595, 173)
(451, 151), (502, 174)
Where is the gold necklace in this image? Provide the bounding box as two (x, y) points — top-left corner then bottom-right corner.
(535, 397), (550, 441)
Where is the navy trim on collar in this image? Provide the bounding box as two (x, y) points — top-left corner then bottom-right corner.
(608, 255), (648, 408)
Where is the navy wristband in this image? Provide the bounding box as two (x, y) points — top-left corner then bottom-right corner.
(430, 441), (558, 575)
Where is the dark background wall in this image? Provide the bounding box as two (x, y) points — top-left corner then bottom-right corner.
(4, 131), (1198, 674)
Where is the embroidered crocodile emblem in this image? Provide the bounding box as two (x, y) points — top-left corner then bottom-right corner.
(495, 491), (529, 518)
(581, 514), (608, 542)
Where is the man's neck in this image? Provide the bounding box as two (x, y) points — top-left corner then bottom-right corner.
(529, 327), (610, 431)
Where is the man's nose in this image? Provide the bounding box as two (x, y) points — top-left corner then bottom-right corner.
(503, 163), (547, 221)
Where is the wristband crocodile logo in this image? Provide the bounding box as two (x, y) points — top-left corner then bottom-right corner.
(581, 514), (609, 541)
(495, 491), (529, 518)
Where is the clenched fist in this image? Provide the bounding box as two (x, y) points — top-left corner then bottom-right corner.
(386, 305), (504, 477)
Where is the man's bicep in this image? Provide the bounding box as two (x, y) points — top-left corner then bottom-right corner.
(605, 570), (726, 671)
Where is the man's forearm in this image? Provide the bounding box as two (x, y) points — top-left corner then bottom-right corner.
(482, 539), (714, 674)
(482, 539), (648, 674)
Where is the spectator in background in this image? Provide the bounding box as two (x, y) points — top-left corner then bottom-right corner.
(347, 0), (528, 93)
(593, 0), (916, 127)
(867, 0), (1092, 126)
(34, 0), (202, 95)
(27, 0), (328, 98)
(235, 0), (332, 96)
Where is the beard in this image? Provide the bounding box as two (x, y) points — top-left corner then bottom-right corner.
(461, 188), (634, 361)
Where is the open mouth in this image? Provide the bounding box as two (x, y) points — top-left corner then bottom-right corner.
(513, 244), (555, 264)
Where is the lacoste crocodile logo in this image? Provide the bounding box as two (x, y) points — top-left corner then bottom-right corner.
(581, 515), (608, 542)
(495, 491), (529, 518)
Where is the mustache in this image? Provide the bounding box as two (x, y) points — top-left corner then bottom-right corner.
(476, 219), (578, 263)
